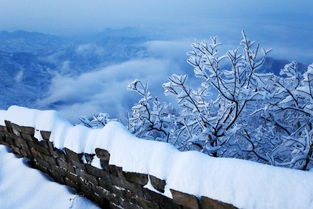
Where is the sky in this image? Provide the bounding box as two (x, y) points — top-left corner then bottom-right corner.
(0, 0), (312, 61)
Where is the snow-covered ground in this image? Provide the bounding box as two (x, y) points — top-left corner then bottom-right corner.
(0, 145), (99, 209)
(1, 106), (313, 209)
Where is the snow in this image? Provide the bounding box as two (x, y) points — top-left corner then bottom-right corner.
(1, 106), (313, 209)
(0, 145), (99, 209)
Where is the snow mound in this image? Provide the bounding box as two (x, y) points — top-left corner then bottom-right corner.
(0, 145), (99, 209)
(1, 106), (313, 209)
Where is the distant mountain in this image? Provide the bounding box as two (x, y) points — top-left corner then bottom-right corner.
(0, 30), (149, 111)
(0, 31), (69, 55)
(0, 50), (54, 109)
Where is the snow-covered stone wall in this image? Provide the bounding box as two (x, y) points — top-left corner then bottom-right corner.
(1, 106), (313, 209)
(0, 118), (235, 209)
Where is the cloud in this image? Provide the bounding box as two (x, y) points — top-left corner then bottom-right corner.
(37, 58), (182, 121)
(144, 40), (191, 60)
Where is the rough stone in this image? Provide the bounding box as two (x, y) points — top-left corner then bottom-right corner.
(42, 154), (57, 166)
(0, 125), (7, 132)
(30, 147), (44, 160)
(13, 136), (28, 149)
(49, 168), (65, 184)
(57, 158), (75, 173)
(143, 188), (183, 209)
(19, 126), (35, 135)
(109, 165), (123, 177)
(85, 164), (110, 179)
(64, 148), (82, 162)
(20, 133), (34, 142)
(51, 148), (66, 159)
(149, 175), (166, 193)
(95, 148), (110, 163)
(64, 177), (79, 190)
(123, 172), (148, 186)
(4, 120), (13, 133)
(133, 196), (160, 209)
(170, 189), (199, 209)
(67, 171), (79, 183)
(28, 140), (50, 155)
(11, 123), (22, 136)
(75, 168), (98, 186)
(40, 131), (51, 140)
(11, 146), (22, 156)
(200, 196), (237, 209)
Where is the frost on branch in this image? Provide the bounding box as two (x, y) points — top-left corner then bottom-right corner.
(79, 113), (112, 128)
(127, 80), (177, 142)
(127, 32), (313, 170)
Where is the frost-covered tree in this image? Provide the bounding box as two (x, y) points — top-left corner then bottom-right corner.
(263, 63), (313, 169)
(127, 31), (313, 170)
(79, 113), (112, 128)
(127, 80), (179, 142)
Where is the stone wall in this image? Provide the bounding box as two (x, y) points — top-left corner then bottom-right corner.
(0, 120), (237, 209)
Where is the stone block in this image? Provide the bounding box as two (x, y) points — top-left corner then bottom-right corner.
(98, 175), (113, 188)
(20, 133), (34, 142)
(11, 146), (22, 157)
(0, 131), (5, 144)
(64, 148), (82, 162)
(11, 123), (21, 136)
(123, 171), (148, 186)
(93, 185), (111, 197)
(170, 189), (199, 209)
(109, 165), (123, 177)
(95, 148), (110, 163)
(132, 196), (160, 209)
(51, 148), (66, 159)
(30, 147), (44, 160)
(49, 168), (65, 184)
(0, 125), (7, 132)
(75, 168), (98, 186)
(85, 164), (110, 179)
(4, 134), (15, 146)
(40, 131), (51, 140)
(200, 196), (237, 209)
(108, 175), (145, 197)
(51, 165), (67, 176)
(36, 158), (51, 170)
(90, 192), (110, 208)
(13, 136), (28, 149)
(9, 123), (35, 136)
(28, 140), (50, 156)
(19, 149), (33, 159)
(64, 177), (79, 190)
(20, 126), (35, 136)
(118, 198), (142, 209)
(35, 160), (50, 173)
(149, 175), (166, 193)
(57, 158), (75, 173)
(69, 158), (86, 170)
(42, 154), (57, 166)
(100, 159), (109, 170)
(4, 120), (13, 133)
(79, 179), (94, 194)
(67, 171), (79, 183)
(143, 188), (183, 209)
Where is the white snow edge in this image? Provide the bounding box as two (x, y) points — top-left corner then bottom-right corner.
(1, 106), (313, 209)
